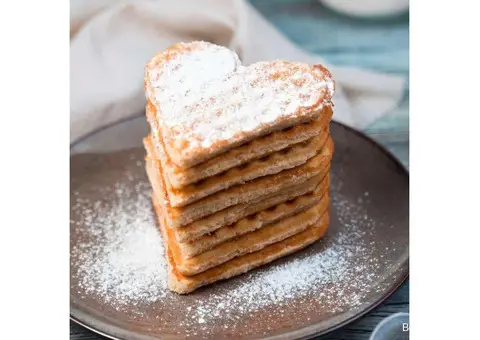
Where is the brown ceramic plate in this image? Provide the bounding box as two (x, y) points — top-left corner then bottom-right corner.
(70, 117), (409, 340)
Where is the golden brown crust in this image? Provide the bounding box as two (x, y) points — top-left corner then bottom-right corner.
(175, 173), (328, 242)
(153, 194), (330, 294)
(144, 136), (333, 227)
(156, 132), (329, 208)
(146, 100), (332, 189)
(169, 195), (330, 276)
(176, 174), (330, 258)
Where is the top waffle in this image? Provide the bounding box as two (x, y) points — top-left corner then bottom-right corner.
(144, 41), (335, 168)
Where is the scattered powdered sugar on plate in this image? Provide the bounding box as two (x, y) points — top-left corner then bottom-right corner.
(71, 178), (169, 305)
(71, 168), (388, 331)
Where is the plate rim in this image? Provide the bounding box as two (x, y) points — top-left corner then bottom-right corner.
(70, 115), (409, 340)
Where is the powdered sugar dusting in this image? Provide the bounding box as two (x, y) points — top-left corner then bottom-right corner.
(71, 151), (406, 337)
(146, 41), (334, 152)
(71, 177), (168, 306)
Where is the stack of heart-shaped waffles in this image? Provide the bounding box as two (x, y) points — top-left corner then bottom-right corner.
(143, 41), (335, 294)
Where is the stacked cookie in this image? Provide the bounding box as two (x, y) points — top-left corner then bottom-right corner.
(143, 42), (335, 294)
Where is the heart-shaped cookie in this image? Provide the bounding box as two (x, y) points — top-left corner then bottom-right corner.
(145, 41), (334, 168)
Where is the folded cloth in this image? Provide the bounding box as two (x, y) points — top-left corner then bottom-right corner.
(70, 0), (406, 143)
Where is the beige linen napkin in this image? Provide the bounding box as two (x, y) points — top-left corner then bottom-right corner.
(70, 0), (405, 143)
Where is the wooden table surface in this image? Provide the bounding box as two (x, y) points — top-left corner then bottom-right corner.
(71, 1), (409, 339)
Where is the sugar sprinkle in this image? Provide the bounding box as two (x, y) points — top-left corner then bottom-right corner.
(146, 42), (334, 152)
(71, 167), (391, 333)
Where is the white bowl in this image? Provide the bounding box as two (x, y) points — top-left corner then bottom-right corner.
(369, 312), (410, 340)
(319, 0), (409, 18)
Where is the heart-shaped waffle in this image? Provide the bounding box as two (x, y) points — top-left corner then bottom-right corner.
(145, 41), (334, 168)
